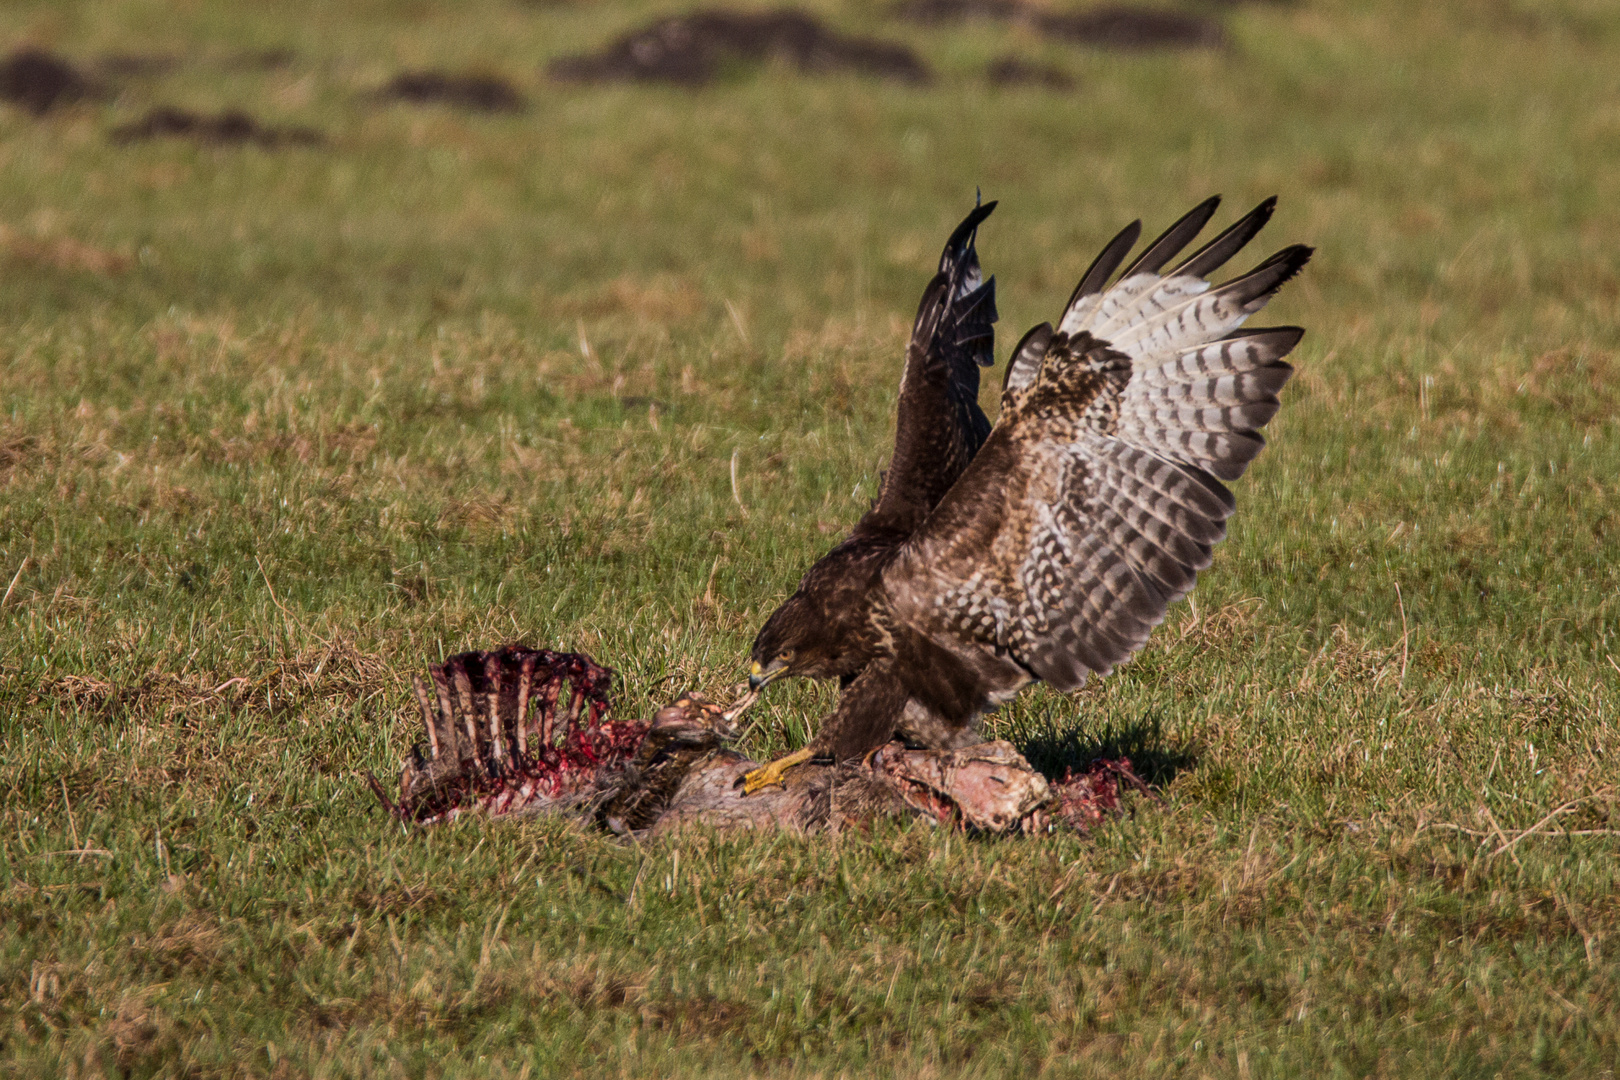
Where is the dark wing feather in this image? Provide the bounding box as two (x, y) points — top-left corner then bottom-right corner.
(1116, 195), (1221, 278)
(1173, 196), (1276, 279)
(1060, 220), (1141, 324)
(857, 202), (999, 538)
(883, 199), (1309, 699)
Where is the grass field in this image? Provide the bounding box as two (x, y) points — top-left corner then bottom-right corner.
(4, 0), (1620, 1075)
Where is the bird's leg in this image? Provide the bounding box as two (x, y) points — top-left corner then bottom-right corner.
(740, 746), (816, 795)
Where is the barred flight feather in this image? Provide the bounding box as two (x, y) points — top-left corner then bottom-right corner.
(1091, 460), (1222, 555)
(1172, 197), (1277, 280)
(1059, 221), (1143, 334)
(1112, 425), (1268, 481)
(1082, 437), (1236, 520)
(1077, 274), (1163, 340)
(1116, 196), (1222, 278)
(1127, 374), (1289, 418)
(1002, 322), (1053, 404)
(1097, 249), (1309, 356)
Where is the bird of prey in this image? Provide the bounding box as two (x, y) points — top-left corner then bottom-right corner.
(740, 196), (1311, 794)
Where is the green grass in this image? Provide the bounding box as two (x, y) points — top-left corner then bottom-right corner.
(4, 0), (1620, 1075)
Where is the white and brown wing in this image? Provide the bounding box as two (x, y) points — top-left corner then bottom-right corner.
(883, 198), (1310, 696)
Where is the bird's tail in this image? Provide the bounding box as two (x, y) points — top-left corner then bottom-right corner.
(1003, 196), (1311, 482)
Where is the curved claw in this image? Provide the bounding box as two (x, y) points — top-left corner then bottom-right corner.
(739, 747), (815, 795)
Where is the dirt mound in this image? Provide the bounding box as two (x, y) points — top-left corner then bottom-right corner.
(897, 0), (1023, 22)
(109, 107), (323, 148)
(986, 56), (1075, 88)
(0, 48), (98, 115)
(94, 49), (295, 77)
(898, 1), (1223, 49)
(228, 47), (297, 71)
(1041, 6), (1223, 47)
(0, 225), (132, 276)
(94, 53), (180, 78)
(549, 8), (931, 86)
(378, 70), (527, 112)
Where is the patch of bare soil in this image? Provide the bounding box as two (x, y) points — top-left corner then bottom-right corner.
(379, 70), (527, 112)
(897, 0), (1024, 22)
(549, 8), (931, 86)
(556, 274), (707, 325)
(986, 55), (1075, 88)
(0, 224), (132, 275)
(226, 47), (297, 71)
(1041, 5), (1222, 47)
(93, 53), (180, 78)
(0, 48), (99, 115)
(0, 429), (39, 483)
(94, 48), (296, 77)
(109, 107), (323, 148)
(898, 0), (1223, 48)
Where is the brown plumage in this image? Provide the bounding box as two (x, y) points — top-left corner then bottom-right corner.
(743, 196), (1310, 792)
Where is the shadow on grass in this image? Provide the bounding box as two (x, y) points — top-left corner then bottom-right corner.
(1016, 714), (1198, 789)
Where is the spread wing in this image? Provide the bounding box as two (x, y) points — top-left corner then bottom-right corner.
(883, 197), (1311, 693)
(856, 202), (999, 538)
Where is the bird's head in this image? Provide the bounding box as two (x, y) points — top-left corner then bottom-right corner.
(747, 592), (836, 691)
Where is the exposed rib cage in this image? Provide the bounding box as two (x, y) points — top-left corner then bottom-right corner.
(370, 645), (640, 824)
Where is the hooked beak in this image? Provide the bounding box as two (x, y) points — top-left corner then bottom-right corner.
(748, 659), (787, 692)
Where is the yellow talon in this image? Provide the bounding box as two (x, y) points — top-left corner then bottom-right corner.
(741, 747), (816, 795)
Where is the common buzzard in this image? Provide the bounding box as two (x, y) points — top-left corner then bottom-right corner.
(742, 196), (1311, 793)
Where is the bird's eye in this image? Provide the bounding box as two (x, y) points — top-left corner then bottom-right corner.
(777, 650), (792, 662)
